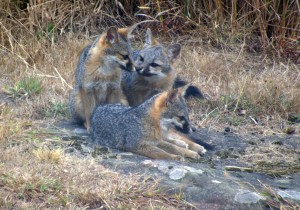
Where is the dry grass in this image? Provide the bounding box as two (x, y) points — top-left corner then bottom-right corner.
(0, 0), (299, 208)
(0, 124), (193, 209)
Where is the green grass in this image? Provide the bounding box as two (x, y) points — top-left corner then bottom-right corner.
(5, 76), (42, 100)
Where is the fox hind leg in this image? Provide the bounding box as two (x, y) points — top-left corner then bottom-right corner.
(136, 144), (183, 161)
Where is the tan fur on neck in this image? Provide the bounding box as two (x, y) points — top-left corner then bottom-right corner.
(150, 92), (168, 134)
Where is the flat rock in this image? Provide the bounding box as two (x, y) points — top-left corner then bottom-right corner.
(56, 120), (300, 209)
(169, 168), (187, 180)
(277, 190), (300, 201)
(234, 190), (265, 204)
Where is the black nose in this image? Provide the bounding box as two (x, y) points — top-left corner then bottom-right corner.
(136, 66), (142, 72)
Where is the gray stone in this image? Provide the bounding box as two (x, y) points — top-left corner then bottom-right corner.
(73, 128), (88, 135)
(277, 190), (300, 201)
(169, 168), (187, 180)
(118, 152), (134, 157)
(211, 180), (222, 184)
(142, 160), (153, 166)
(234, 190), (265, 204)
(158, 164), (170, 174)
(183, 166), (203, 174)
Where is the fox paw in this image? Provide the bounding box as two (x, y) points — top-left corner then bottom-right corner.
(191, 152), (201, 159)
(198, 147), (207, 156)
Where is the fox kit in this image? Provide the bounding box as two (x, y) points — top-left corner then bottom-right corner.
(69, 26), (136, 132)
(122, 28), (181, 107)
(91, 86), (207, 160)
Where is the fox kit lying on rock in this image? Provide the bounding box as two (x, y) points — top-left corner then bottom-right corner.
(69, 26), (136, 132)
(91, 86), (207, 160)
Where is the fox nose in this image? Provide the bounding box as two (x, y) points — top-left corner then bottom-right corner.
(136, 66), (143, 72)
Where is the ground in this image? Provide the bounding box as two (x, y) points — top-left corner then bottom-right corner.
(1, 34), (299, 209)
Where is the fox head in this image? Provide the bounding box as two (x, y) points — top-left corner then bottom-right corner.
(135, 28), (181, 79)
(97, 26), (136, 72)
(152, 86), (194, 134)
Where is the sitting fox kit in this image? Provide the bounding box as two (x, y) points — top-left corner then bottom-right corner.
(122, 28), (181, 106)
(91, 86), (206, 160)
(69, 26), (136, 131)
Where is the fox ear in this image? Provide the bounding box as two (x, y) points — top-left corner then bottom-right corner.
(144, 28), (153, 47)
(118, 24), (137, 40)
(167, 43), (181, 62)
(144, 28), (160, 47)
(166, 89), (179, 105)
(106, 27), (119, 44)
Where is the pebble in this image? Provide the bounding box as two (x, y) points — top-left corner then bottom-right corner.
(169, 168), (188, 180)
(183, 166), (203, 174)
(234, 190), (265, 204)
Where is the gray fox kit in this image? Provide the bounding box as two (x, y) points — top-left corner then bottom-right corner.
(122, 28), (181, 106)
(122, 28), (205, 106)
(69, 26), (136, 132)
(91, 86), (207, 160)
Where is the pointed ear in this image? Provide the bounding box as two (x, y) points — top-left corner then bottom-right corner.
(179, 85), (205, 100)
(144, 28), (160, 47)
(118, 24), (137, 40)
(167, 43), (181, 62)
(106, 27), (119, 44)
(144, 28), (153, 47)
(166, 89), (179, 105)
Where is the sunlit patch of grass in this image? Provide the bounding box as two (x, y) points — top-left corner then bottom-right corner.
(4, 76), (43, 100)
(41, 101), (69, 119)
(33, 148), (64, 164)
(0, 172), (66, 208)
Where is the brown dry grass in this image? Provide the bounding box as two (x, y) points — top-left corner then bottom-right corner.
(1, 31), (299, 209)
(0, 0), (299, 208)
(0, 121), (193, 209)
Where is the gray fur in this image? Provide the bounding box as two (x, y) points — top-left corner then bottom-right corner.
(91, 95), (156, 151)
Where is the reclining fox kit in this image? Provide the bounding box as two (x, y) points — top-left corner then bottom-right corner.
(69, 25), (136, 132)
(69, 24), (211, 160)
(91, 86), (207, 160)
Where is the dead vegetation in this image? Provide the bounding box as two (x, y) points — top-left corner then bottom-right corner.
(0, 0), (299, 209)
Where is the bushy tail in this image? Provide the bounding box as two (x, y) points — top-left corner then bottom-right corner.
(173, 77), (205, 100)
(189, 135), (214, 150)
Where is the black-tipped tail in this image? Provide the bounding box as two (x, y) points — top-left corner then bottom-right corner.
(173, 77), (205, 100)
(189, 135), (214, 150)
(184, 85), (205, 100)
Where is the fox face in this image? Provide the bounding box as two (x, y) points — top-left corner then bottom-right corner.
(134, 29), (181, 79)
(154, 86), (194, 134)
(99, 27), (136, 72)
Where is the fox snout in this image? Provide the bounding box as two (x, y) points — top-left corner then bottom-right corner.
(120, 56), (135, 72)
(173, 116), (196, 134)
(136, 66), (143, 73)
(125, 61), (135, 72)
(136, 66), (155, 77)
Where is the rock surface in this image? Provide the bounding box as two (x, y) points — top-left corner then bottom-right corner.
(57, 121), (300, 209)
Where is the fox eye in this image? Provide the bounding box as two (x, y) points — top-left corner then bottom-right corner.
(138, 55), (144, 62)
(177, 116), (187, 122)
(151, 63), (159, 67)
(122, 54), (129, 60)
